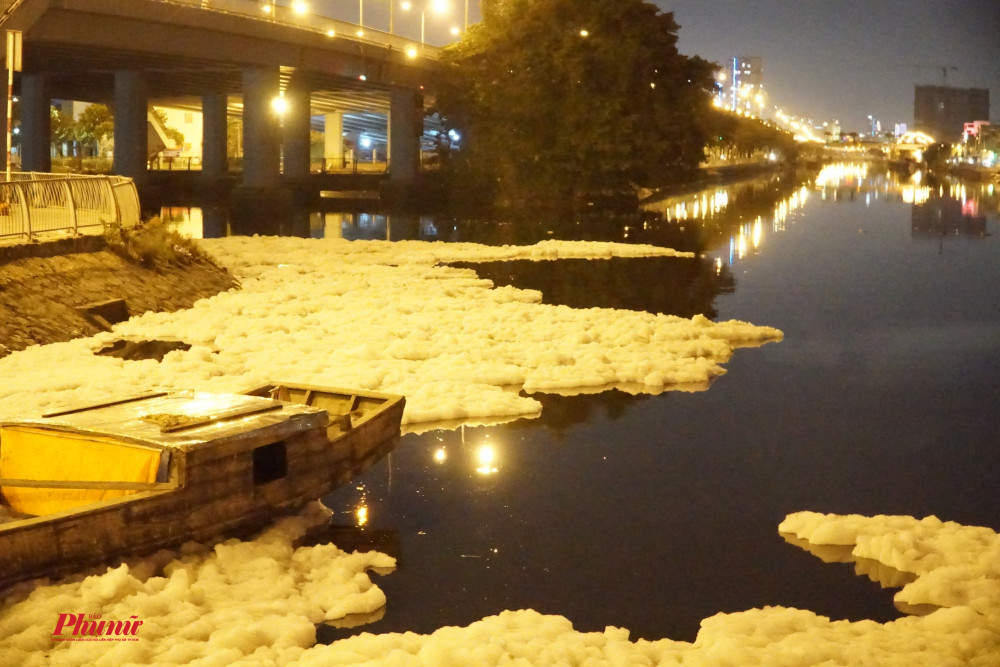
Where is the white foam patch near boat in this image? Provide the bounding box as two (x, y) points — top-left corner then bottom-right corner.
(2, 510), (998, 664)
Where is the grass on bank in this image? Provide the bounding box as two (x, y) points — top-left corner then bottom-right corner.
(104, 217), (211, 269)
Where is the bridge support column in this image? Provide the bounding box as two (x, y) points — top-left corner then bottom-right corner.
(241, 66), (281, 189)
(20, 74), (51, 173)
(202, 90), (228, 181)
(0, 83), (7, 174)
(232, 66), (290, 233)
(324, 112), (344, 170)
(112, 70), (149, 183)
(388, 88), (422, 184)
(283, 77), (311, 181)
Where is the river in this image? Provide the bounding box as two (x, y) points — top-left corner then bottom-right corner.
(166, 164), (1000, 643)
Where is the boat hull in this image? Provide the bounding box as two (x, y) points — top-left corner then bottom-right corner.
(0, 386), (404, 589)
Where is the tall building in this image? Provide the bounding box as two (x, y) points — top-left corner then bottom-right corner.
(913, 86), (989, 143)
(730, 56), (763, 112)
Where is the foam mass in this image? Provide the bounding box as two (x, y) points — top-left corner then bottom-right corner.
(0, 238), (996, 663)
(0, 238), (781, 427)
(2, 510), (997, 665)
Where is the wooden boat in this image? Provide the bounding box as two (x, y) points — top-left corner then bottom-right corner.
(0, 384), (404, 589)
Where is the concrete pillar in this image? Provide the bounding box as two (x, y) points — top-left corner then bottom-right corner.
(324, 111), (343, 170)
(202, 89), (228, 179)
(388, 88), (422, 183)
(112, 70), (149, 181)
(0, 83), (8, 174)
(324, 212), (347, 238)
(19, 73), (51, 173)
(283, 77), (311, 180)
(241, 66), (281, 189)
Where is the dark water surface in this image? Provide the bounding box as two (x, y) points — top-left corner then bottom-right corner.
(176, 166), (1000, 643)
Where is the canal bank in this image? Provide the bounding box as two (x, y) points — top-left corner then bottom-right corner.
(0, 229), (236, 358)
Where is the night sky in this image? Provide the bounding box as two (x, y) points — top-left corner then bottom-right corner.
(318, 0), (1000, 133)
(655, 0), (1000, 132)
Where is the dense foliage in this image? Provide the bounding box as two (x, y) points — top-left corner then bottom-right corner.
(435, 0), (717, 212)
(49, 104), (114, 158)
(702, 109), (799, 163)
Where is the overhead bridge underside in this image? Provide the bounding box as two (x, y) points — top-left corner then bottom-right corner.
(1, 0), (439, 189)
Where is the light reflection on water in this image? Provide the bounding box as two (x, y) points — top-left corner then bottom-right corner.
(159, 165), (997, 255)
(159, 206), (443, 242)
(158, 167), (999, 643)
(314, 165), (1000, 644)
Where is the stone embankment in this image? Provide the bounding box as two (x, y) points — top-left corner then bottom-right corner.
(0, 235), (236, 359)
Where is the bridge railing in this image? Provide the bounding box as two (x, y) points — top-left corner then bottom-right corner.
(158, 0), (441, 58)
(0, 174), (141, 242)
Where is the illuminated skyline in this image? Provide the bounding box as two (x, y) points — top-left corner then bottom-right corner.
(656, 0), (999, 132)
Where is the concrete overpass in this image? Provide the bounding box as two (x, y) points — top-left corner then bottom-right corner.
(0, 0), (441, 195)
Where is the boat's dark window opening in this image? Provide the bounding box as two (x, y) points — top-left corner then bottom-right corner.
(253, 441), (288, 484)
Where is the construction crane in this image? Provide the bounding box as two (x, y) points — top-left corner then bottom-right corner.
(908, 65), (959, 86)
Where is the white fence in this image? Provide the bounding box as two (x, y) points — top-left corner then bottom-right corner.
(0, 174), (141, 242)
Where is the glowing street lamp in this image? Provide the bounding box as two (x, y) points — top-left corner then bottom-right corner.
(401, 0), (450, 48)
(353, 0), (365, 36)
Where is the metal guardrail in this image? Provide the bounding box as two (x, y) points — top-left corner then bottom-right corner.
(3, 0), (441, 59)
(0, 0), (27, 21)
(156, 0), (442, 58)
(146, 155), (392, 174)
(0, 174), (141, 242)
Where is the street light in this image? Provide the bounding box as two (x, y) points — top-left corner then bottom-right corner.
(401, 0), (450, 48)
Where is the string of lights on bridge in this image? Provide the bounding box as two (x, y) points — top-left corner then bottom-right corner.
(710, 65), (828, 144)
(254, 0), (469, 56)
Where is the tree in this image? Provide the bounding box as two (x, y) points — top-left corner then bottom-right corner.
(702, 109), (798, 162)
(436, 0), (716, 212)
(75, 104), (115, 156)
(150, 107), (185, 149)
(50, 107), (76, 156)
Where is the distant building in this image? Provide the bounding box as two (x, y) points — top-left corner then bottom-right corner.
(971, 123), (999, 168)
(913, 86), (989, 143)
(54, 100), (89, 121)
(963, 120), (990, 141)
(823, 120), (841, 143)
(731, 56), (763, 112)
(980, 125), (1000, 152)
